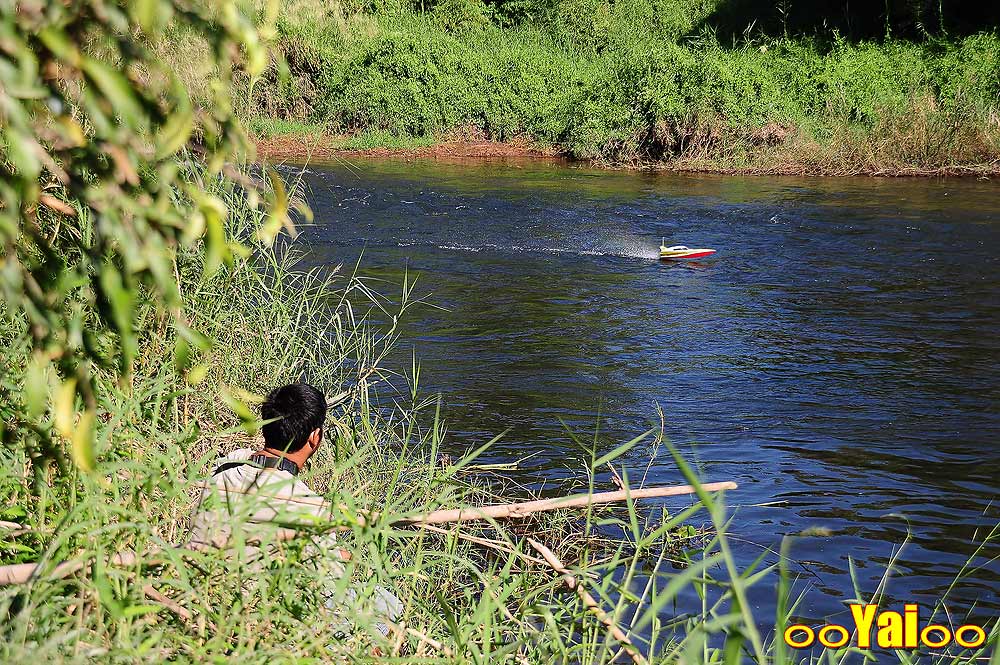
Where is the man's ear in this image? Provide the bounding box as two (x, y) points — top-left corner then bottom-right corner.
(308, 427), (322, 451)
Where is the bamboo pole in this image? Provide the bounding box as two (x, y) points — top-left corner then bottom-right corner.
(0, 480), (736, 586)
(0, 550), (138, 586)
(399, 482), (737, 526)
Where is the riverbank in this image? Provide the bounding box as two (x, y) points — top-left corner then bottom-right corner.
(219, 3), (1000, 177)
(254, 125), (561, 163)
(254, 126), (1000, 176)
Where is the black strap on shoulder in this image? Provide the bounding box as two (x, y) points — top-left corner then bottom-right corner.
(211, 461), (249, 477)
(249, 453), (299, 476)
(211, 454), (299, 478)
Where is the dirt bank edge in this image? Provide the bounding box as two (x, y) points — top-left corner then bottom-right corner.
(254, 132), (1000, 178)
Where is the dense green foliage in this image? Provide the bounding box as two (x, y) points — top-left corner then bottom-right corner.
(240, 0), (1000, 170)
(0, 0), (300, 480)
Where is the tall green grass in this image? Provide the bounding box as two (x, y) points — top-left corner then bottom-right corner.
(224, 0), (1000, 172)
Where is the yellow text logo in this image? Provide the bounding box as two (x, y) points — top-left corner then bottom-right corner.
(784, 604), (987, 650)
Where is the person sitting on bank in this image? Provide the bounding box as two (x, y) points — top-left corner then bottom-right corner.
(189, 382), (403, 639)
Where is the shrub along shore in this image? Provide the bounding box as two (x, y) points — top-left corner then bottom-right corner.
(225, 1), (1000, 175)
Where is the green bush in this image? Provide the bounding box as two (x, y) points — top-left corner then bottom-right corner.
(246, 4), (1000, 168)
(930, 33), (1000, 111)
(433, 0), (494, 31)
(318, 30), (461, 134)
(819, 40), (930, 124)
(550, 0), (715, 50)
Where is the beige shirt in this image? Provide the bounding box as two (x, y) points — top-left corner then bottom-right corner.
(189, 448), (340, 567)
(188, 449), (406, 633)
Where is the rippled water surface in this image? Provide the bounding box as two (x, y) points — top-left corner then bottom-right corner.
(293, 157), (1000, 625)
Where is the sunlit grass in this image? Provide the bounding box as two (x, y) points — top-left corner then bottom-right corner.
(334, 129), (438, 151)
(247, 117), (328, 140)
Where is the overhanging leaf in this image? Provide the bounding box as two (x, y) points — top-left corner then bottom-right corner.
(98, 265), (137, 367)
(53, 379), (77, 439)
(221, 385), (258, 434)
(186, 363), (210, 386)
(71, 409), (96, 472)
(80, 57), (144, 128)
(155, 77), (193, 158)
(24, 354), (48, 420)
(199, 194), (230, 276)
(259, 167), (292, 244)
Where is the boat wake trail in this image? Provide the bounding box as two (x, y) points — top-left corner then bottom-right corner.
(616, 237), (661, 260)
(398, 240), (659, 260)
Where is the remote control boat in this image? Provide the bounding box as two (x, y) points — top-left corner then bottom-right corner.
(659, 243), (717, 260)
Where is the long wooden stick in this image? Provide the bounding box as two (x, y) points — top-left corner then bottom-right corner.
(0, 550), (138, 586)
(0, 481), (736, 586)
(528, 538), (648, 665)
(399, 482), (737, 526)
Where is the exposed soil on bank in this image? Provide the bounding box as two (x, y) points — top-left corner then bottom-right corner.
(255, 132), (563, 164)
(254, 132), (999, 178)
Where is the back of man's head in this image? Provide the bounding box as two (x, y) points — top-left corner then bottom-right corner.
(261, 383), (326, 452)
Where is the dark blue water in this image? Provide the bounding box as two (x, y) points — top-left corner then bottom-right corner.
(292, 157), (1000, 628)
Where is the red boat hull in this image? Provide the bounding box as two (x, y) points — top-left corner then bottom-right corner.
(660, 249), (717, 260)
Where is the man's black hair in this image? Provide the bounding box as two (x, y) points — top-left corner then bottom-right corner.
(261, 383), (326, 453)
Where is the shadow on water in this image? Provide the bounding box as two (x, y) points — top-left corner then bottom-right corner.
(291, 156), (1000, 625)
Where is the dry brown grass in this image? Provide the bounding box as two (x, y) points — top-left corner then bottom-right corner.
(646, 96), (1000, 177)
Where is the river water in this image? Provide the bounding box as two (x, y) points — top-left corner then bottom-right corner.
(292, 157), (999, 628)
